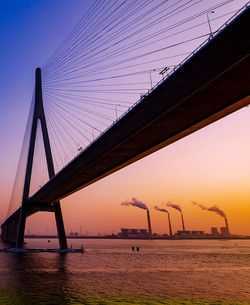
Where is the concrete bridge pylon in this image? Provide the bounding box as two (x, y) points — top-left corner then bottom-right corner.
(4, 68), (68, 249)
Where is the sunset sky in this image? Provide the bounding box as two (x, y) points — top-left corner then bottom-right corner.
(0, 0), (249, 238)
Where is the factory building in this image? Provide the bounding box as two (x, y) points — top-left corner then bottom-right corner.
(175, 230), (205, 238)
(69, 232), (78, 237)
(220, 226), (230, 236)
(118, 228), (150, 238)
(211, 227), (219, 235)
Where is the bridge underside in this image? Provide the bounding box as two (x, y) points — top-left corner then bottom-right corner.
(2, 7), (250, 243)
(30, 7), (250, 204)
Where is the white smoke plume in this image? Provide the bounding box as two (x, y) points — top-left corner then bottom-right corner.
(154, 206), (169, 213)
(166, 201), (182, 212)
(121, 197), (148, 210)
(192, 201), (226, 218)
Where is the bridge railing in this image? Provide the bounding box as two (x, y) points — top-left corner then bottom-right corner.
(49, 2), (249, 180)
(214, 1), (249, 36)
(139, 1), (250, 103)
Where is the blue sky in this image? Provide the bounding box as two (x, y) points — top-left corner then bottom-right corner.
(0, 0), (90, 220)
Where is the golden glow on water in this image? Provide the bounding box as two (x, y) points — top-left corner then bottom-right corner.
(0, 294), (247, 305)
(0, 239), (250, 305)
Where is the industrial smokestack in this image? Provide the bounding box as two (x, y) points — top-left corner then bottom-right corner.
(147, 210), (152, 235)
(121, 198), (152, 234)
(167, 213), (173, 237)
(154, 206), (172, 237)
(224, 217), (230, 234)
(180, 212), (185, 231)
(192, 201), (229, 234)
(166, 202), (185, 232)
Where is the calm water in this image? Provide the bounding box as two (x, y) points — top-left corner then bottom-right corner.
(0, 238), (249, 305)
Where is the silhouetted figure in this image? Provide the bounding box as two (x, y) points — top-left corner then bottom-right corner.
(136, 246), (140, 251)
(132, 246), (134, 251)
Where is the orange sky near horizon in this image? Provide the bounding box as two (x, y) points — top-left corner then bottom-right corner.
(21, 105), (250, 237)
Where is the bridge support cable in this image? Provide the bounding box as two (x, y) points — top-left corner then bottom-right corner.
(38, 0), (248, 174)
(14, 68), (67, 249)
(28, 4), (250, 204)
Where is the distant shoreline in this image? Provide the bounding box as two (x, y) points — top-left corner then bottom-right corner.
(16, 235), (250, 240)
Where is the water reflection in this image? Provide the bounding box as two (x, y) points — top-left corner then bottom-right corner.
(1, 252), (71, 305)
(0, 239), (250, 304)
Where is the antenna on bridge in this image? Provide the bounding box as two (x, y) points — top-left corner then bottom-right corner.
(16, 67), (68, 249)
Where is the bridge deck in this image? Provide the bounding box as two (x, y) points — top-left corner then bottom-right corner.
(29, 6), (249, 204)
(3, 7), (250, 231)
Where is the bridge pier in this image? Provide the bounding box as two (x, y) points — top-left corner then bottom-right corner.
(15, 201), (67, 249)
(2, 201), (68, 249)
(54, 202), (68, 249)
(16, 203), (27, 248)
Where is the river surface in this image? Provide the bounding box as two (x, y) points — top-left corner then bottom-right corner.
(0, 238), (249, 305)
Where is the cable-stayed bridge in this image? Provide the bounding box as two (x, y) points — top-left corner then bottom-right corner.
(1, 1), (249, 248)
